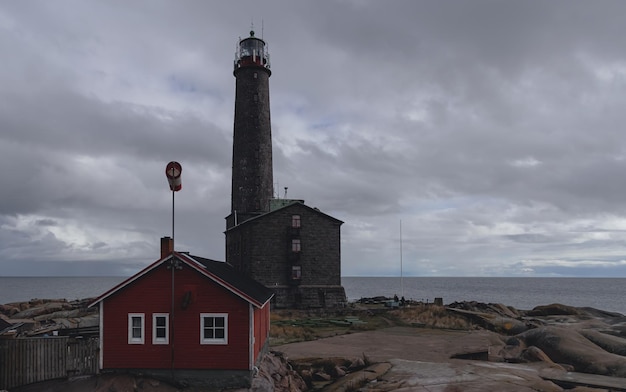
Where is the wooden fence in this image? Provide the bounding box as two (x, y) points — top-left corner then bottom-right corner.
(0, 336), (98, 390)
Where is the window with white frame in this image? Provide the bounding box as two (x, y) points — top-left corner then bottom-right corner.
(152, 313), (169, 345)
(292, 214), (301, 228)
(128, 313), (145, 344)
(291, 238), (301, 252)
(200, 313), (228, 345)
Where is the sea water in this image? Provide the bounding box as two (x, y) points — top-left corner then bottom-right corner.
(1, 276), (625, 314)
(0, 276), (126, 304)
(342, 277), (626, 314)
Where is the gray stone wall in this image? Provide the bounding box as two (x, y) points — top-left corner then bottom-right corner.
(271, 286), (347, 309)
(226, 203), (347, 308)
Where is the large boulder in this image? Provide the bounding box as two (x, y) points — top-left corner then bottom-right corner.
(11, 302), (72, 319)
(34, 309), (82, 321)
(0, 304), (20, 317)
(519, 346), (561, 367)
(446, 307), (528, 335)
(526, 304), (579, 317)
(448, 301), (517, 316)
(517, 326), (626, 377)
(580, 329), (626, 356)
(251, 352), (306, 392)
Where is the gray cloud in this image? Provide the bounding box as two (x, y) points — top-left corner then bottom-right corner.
(2, 1), (626, 277)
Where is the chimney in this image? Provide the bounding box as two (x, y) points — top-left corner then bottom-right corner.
(160, 236), (173, 259)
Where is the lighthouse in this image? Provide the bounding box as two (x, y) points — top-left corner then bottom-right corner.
(225, 30), (347, 308)
(227, 30), (273, 229)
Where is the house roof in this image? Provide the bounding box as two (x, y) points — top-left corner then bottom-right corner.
(89, 252), (274, 309)
(189, 254), (275, 306)
(226, 200), (343, 233)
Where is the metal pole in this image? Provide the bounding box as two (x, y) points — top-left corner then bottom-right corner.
(170, 189), (175, 378)
(172, 188), (175, 250)
(171, 258), (175, 377)
(400, 220), (404, 299)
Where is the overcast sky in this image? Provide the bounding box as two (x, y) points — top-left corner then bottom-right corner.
(3, 1), (626, 277)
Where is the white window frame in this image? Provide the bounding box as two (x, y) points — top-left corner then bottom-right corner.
(152, 313), (169, 345)
(292, 238), (301, 252)
(128, 313), (145, 344)
(200, 313), (228, 345)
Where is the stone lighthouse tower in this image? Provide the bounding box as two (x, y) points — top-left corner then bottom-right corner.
(226, 30), (273, 229)
(226, 30), (347, 308)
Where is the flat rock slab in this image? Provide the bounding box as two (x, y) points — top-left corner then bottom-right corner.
(541, 369), (626, 391)
(275, 327), (567, 391)
(376, 359), (562, 392)
(321, 362), (392, 392)
(277, 327), (626, 390)
(275, 326), (500, 363)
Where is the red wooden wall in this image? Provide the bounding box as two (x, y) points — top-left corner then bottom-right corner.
(102, 263), (252, 370)
(253, 304), (270, 359)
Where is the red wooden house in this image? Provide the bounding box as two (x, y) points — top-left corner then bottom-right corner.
(89, 238), (274, 389)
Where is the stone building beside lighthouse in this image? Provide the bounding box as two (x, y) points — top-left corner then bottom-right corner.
(225, 31), (346, 308)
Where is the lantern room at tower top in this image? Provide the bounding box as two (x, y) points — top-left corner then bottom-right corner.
(234, 30), (271, 73)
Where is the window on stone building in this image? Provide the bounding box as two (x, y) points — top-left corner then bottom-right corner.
(292, 266), (302, 280)
(200, 313), (228, 345)
(128, 313), (145, 344)
(292, 238), (301, 252)
(292, 215), (301, 228)
(152, 313), (169, 345)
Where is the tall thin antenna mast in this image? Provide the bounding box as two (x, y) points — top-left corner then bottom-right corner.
(400, 219), (404, 299)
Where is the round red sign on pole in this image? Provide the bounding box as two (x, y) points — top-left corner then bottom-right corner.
(165, 161), (182, 191)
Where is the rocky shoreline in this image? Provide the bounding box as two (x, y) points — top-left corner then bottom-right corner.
(3, 297), (626, 391)
(277, 299), (626, 391)
(446, 301), (626, 377)
(0, 298), (98, 338)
